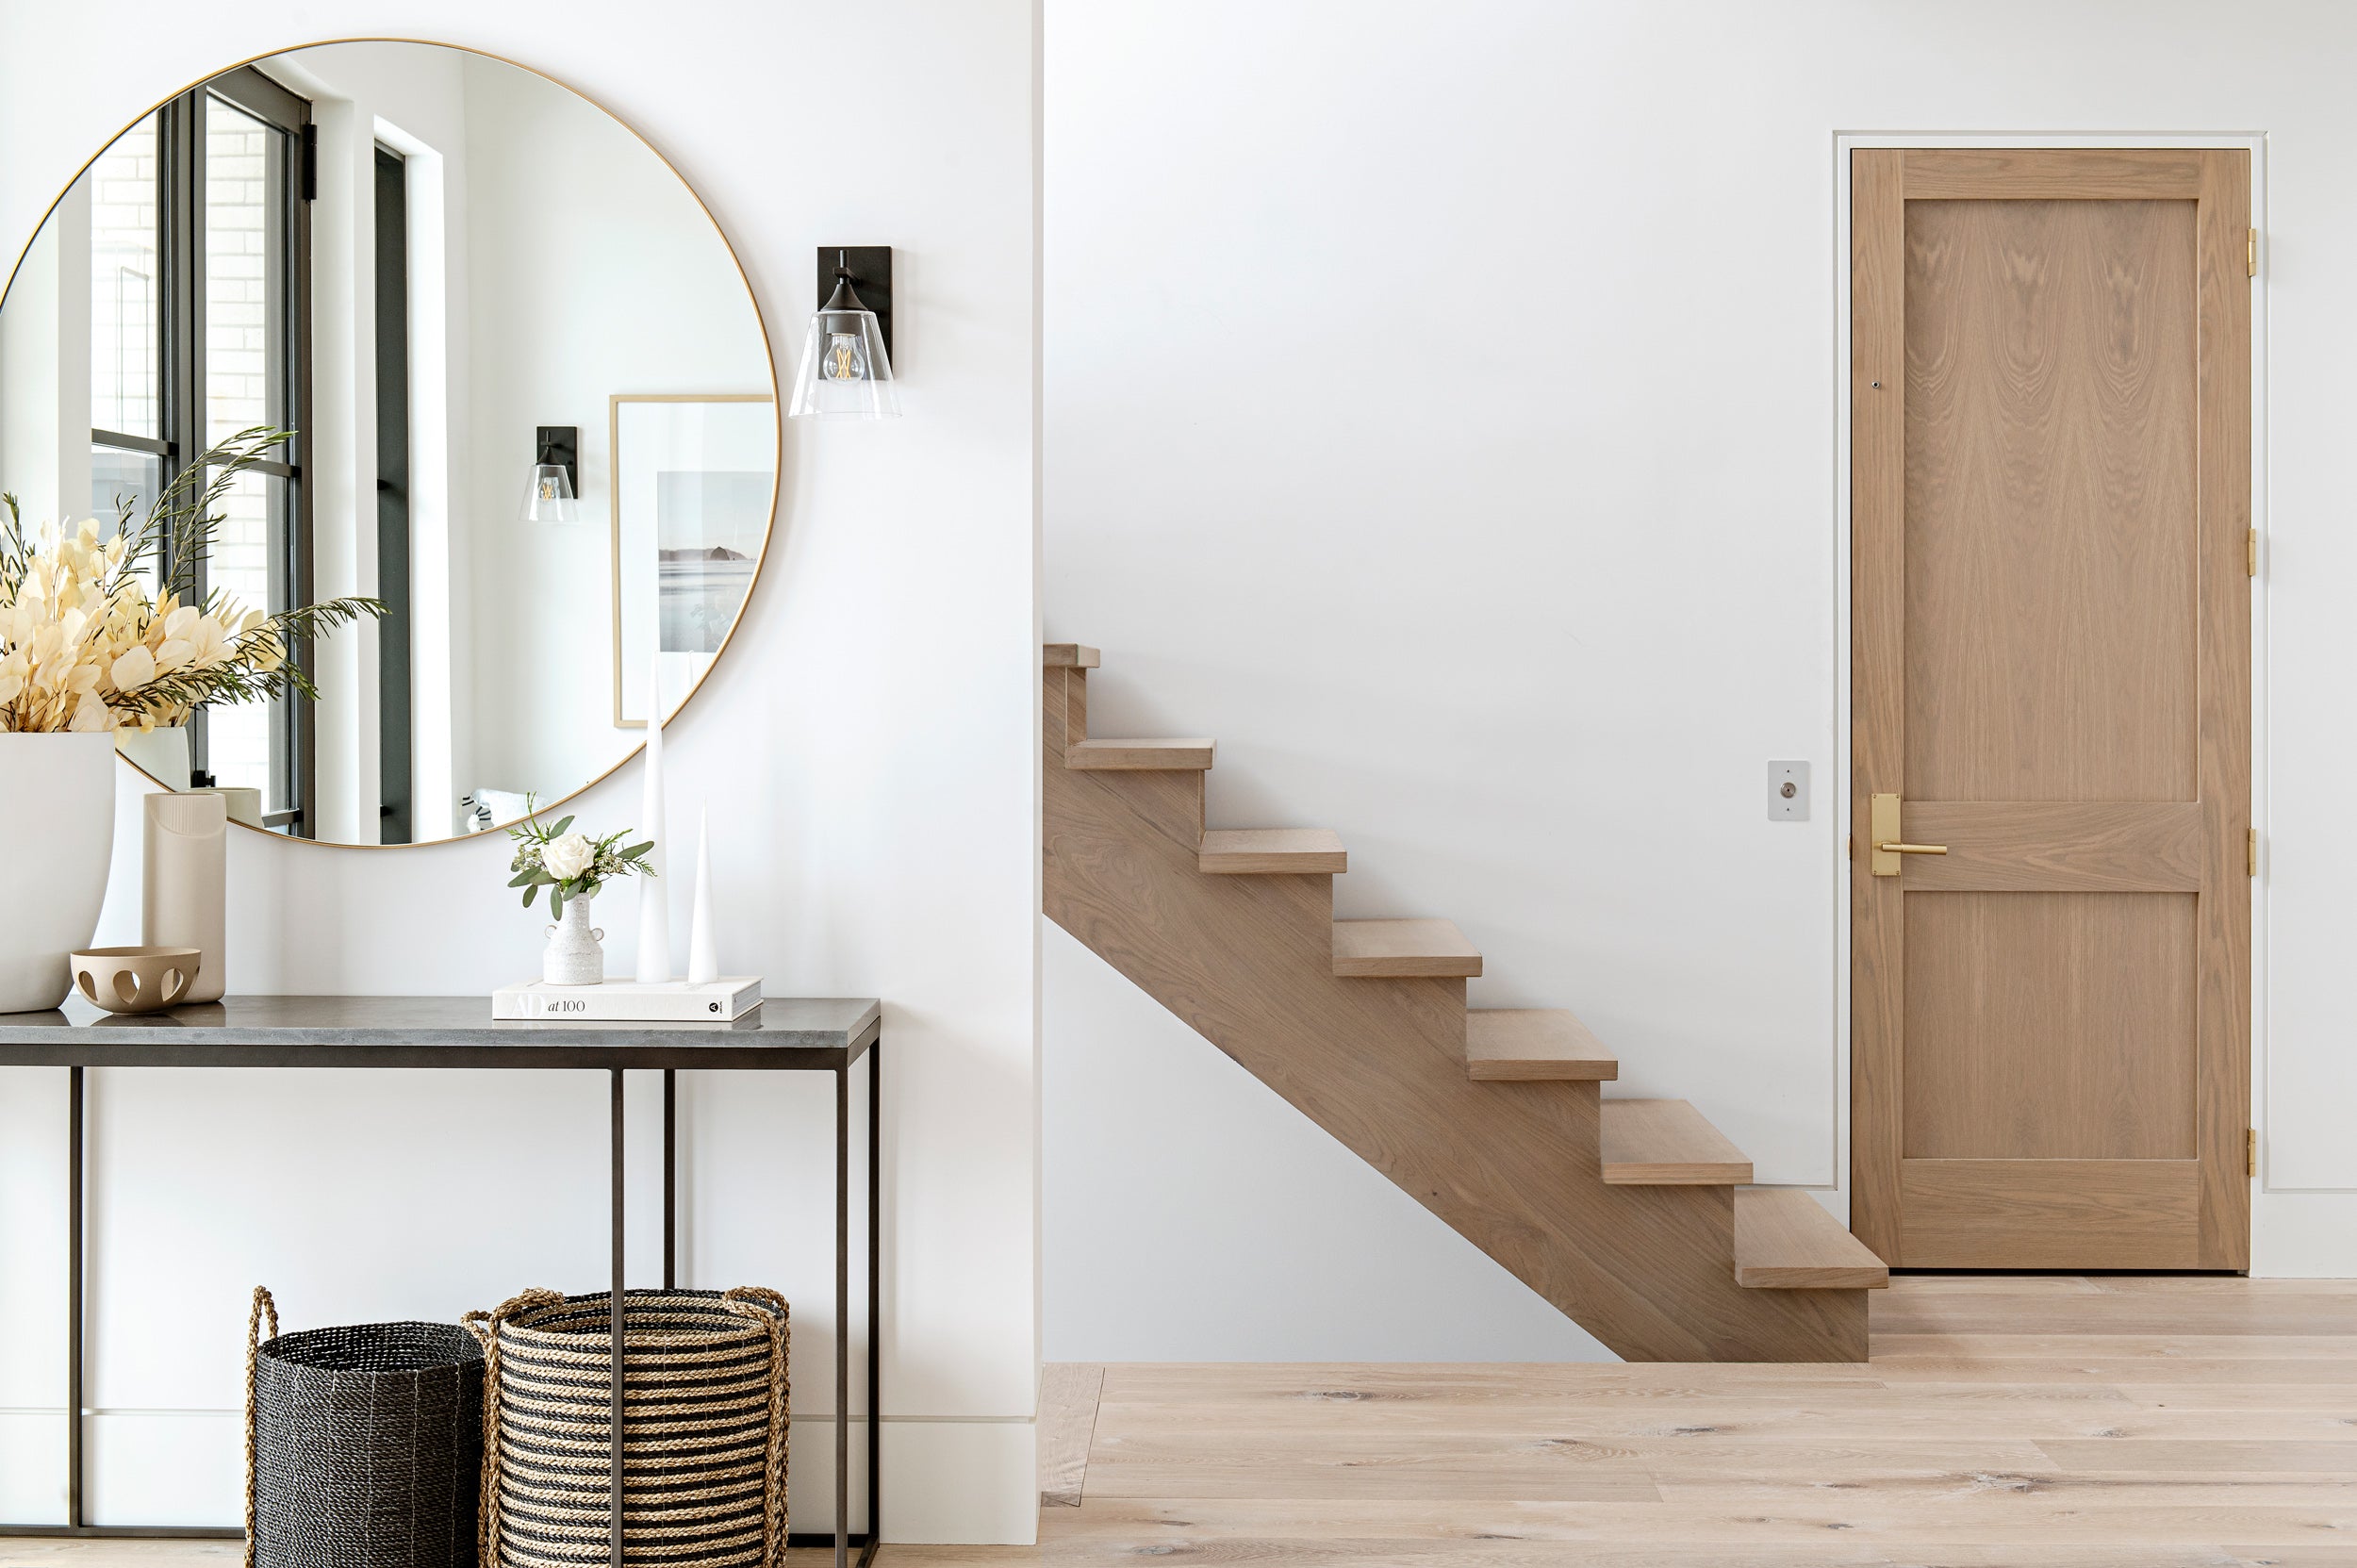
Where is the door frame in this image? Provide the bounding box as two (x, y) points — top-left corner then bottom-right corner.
(1830, 132), (2271, 1251)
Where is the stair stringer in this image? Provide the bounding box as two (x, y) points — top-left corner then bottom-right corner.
(1044, 676), (1865, 1361)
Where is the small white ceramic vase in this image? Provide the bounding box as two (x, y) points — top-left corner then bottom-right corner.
(144, 792), (227, 1002)
(0, 732), (120, 1013)
(542, 895), (605, 986)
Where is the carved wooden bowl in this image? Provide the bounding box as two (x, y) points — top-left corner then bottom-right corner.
(72, 947), (202, 1014)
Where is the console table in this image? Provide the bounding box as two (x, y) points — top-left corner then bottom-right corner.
(0, 995), (882, 1568)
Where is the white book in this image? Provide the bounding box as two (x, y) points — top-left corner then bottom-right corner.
(492, 977), (763, 1022)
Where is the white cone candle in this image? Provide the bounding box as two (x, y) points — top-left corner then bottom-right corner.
(686, 805), (717, 985)
(633, 652), (671, 982)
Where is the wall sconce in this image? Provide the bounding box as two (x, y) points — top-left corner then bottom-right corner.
(519, 425), (581, 523)
(788, 247), (899, 421)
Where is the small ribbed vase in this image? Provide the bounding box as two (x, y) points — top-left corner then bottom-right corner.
(541, 897), (604, 986)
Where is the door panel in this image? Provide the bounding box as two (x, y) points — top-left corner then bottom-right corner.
(1897, 801), (2203, 894)
(1851, 147), (2250, 1270)
(1904, 199), (2200, 803)
(1900, 1159), (2200, 1268)
(1903, 891), (2197, 1160)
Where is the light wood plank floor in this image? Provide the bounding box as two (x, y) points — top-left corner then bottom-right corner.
(10, 1277), (2354, 1566)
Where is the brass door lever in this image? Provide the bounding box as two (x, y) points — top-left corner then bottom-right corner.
(1868, 794), (1944, 876)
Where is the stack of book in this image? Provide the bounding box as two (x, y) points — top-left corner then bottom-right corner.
(491, 977), (762, 1022)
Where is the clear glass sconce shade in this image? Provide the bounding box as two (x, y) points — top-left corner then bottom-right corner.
(788, 305), (900, 420)
(519, 462), (582, 523)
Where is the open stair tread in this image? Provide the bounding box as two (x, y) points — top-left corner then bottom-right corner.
(1066, 737), (1215, 770)
(1331, 918), (1483, 978)
(1201, 828), (1347, 874)
(1465, 1009), (1618, 1081)
(1735, 1186), (1890, 1290)
(1600, 1098), (1754, 1185)
(1045, 643), (1101, 668)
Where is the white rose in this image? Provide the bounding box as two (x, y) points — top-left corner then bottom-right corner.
(542, 832), (595, 882)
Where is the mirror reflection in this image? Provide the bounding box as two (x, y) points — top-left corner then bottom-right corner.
(0, 41), (776, 845)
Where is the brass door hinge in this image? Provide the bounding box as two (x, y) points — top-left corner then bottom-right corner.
(2248, 529), (2259, 578)
(2248, 1128), (2258, 1177)
(2248, 828), (2259, 878)
(2249, 228), (2259, 277)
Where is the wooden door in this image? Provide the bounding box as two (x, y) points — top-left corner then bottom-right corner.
(1850, 148), (2250, 1270)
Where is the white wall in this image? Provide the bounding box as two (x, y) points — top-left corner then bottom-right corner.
(1045, 925), (1603, 1362)
(0, 207), (63, 523)
(1044, 0), (2357, 1362)
(0, 183), (91, 538)
(0, 0), (1041, 1543)
(456, 50), (770, 816)
(272, 41), (473, 844)
(261, 42), (774, 840)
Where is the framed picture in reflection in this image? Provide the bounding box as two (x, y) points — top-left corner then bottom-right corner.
(610, 394), (779, 728)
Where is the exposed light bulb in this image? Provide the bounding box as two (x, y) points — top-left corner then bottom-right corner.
(824, 331), (868, 382)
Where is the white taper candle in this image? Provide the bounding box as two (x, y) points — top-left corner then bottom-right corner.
(686, 804), (717, 985)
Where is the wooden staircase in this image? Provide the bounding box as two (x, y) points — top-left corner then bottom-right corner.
(1043, 642), (1884, 1362)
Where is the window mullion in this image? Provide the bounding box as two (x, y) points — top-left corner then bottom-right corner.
(165, 88), (213, 780)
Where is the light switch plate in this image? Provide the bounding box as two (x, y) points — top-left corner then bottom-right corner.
(1768, 760), (1809, 821)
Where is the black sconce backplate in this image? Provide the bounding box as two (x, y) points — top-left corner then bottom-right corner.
(536, 425), (579, 491)
(818, 245), (894, 359)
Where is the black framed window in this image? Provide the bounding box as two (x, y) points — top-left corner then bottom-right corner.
(88, 65), (314, 833)
(374, 144), (414, 845)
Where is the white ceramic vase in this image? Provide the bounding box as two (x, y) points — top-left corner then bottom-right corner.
(116, 723), (193, 789)
(0, 732), (120, 1013)
(542, 895), (605, 986)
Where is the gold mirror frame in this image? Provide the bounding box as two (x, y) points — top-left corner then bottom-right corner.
(0, 36), (782, 850)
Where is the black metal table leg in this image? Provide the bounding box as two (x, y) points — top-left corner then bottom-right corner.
(835, 1060), (850, 1568)
(67, 1065), (84, 1529)
(662, 1068), (677, 1290)
(610, 1068), (626, 1567)
(865, 1032), (882, 1567)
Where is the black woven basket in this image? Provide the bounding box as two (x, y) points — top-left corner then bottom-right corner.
(465, 1287), (789, 1568)
(242, 1285), (485, 1568)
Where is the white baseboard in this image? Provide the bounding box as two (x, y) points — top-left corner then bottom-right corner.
(881, 1419), (1038, 1544)
(2254, 1190), (2357, 1277)
(0, 1409), (241, 1527)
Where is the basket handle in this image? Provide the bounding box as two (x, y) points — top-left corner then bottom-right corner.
(722, 1288), (792, 1567)
(241, 1286), (279, 1568)
(461, 1287), (565, 1566)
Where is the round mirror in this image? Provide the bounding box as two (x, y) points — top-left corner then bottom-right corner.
(0, 41), (776, 846)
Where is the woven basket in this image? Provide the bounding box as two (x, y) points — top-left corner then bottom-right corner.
(241, 1285), (486, 1568)
(465, 1287), (789, 1568)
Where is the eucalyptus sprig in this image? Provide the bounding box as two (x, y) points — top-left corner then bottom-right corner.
(504, 795), (655, 922)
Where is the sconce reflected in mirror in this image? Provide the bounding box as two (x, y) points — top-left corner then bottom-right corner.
(789, 247), (899, 421)
(520, 425), (581, 523)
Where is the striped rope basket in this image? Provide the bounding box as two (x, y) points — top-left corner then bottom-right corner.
(463, 1287), (788, 1568)
(242, 1285), (486, 1568)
